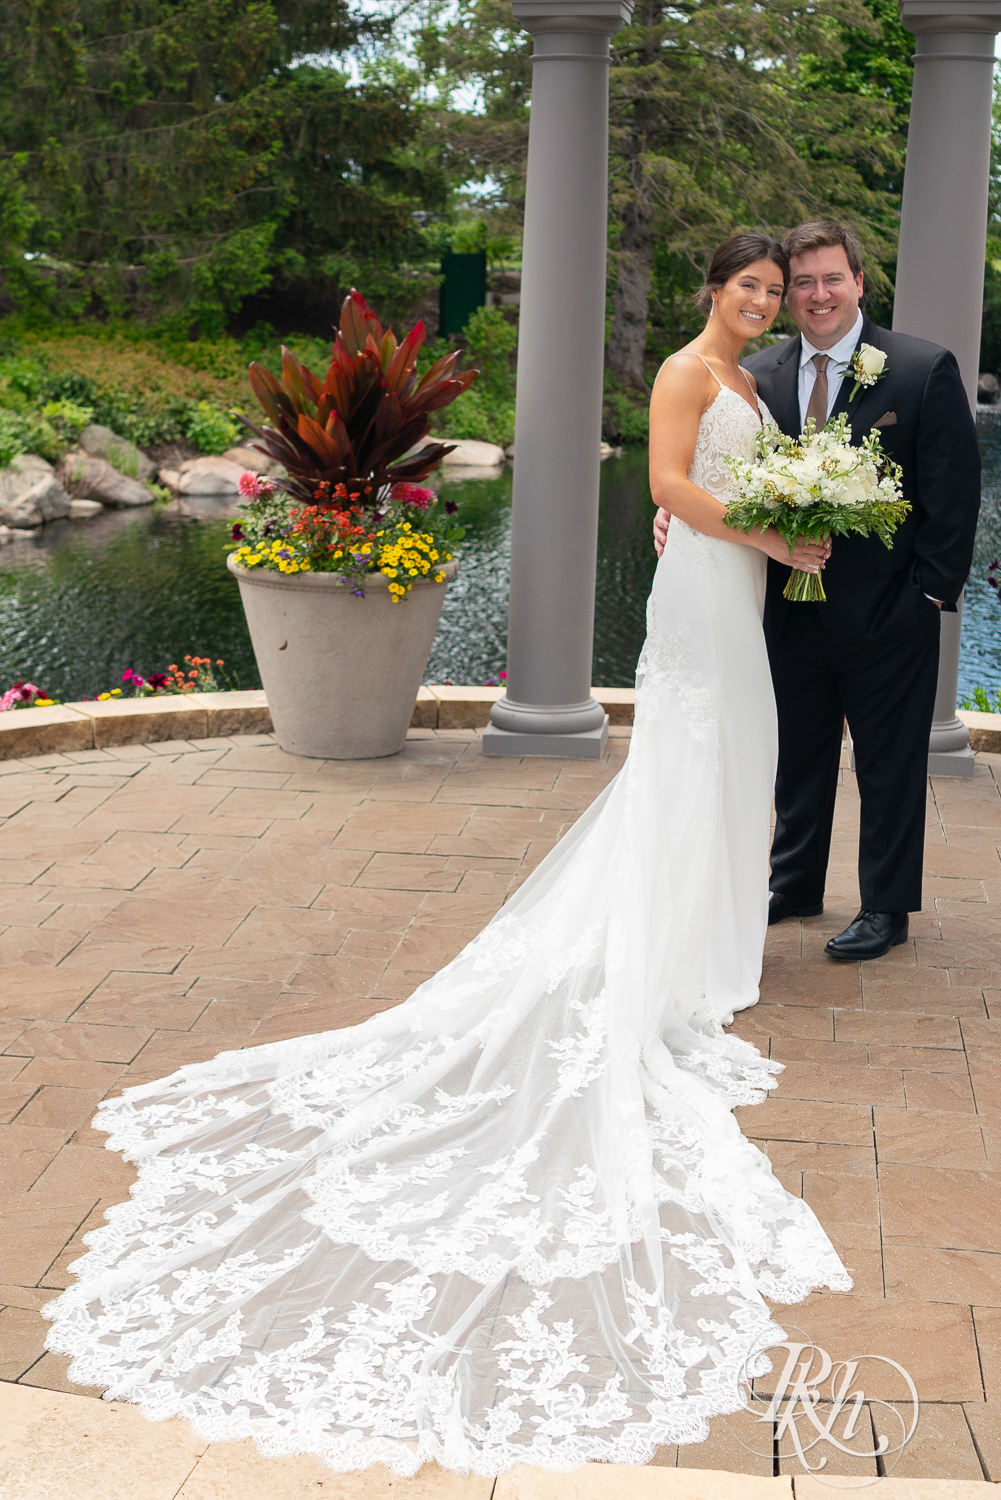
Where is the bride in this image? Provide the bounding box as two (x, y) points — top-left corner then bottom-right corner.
(43, 233), (849, 1476)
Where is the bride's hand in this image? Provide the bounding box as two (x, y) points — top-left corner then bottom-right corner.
(760, 530), (830, 572)
(653, 507), (671, 557)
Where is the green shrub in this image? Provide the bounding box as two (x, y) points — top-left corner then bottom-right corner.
(39, 399), (94, 453)
(0, 321), (253, 452)
(38, 370), (100, 406)
(181, 400), (240, 455)
(2, 355), (45, 403)
(0, 409), (32, 467)
(463, 306), (517, 405)
(602, 371), (649, 445)
(427, 305), (517, 448)
(438, 387), (515, 448)
(0, 399), (92, 465)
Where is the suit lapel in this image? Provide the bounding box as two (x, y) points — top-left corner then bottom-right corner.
(768, 336), (802, 439)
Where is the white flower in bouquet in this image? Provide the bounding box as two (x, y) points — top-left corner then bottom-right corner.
(723, 412), (908, 601)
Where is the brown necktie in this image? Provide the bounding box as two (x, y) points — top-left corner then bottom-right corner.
(804, 353), (830, 431)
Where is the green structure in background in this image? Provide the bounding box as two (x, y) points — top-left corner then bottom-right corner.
(439, 250), (487, 336)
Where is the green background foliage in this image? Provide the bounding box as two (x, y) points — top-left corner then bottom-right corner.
(0, 0), (999, 450)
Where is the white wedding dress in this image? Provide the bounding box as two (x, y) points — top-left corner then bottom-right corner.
(43, 365), (851, 1476)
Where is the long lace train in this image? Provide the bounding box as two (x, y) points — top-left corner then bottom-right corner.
(42, 383), (851, 1475)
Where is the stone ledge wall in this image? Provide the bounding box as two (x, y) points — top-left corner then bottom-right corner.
(1, 688), (998, 759)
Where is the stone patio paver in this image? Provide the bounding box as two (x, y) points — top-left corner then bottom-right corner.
(0, 731), (999, 1491)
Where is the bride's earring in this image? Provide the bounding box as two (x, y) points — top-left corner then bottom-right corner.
(709, 299), (715, 318)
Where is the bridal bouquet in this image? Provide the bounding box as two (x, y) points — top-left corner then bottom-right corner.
(723, 414), (908, 601)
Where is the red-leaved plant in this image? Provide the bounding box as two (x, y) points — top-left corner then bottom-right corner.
(241, 290), (478, 509)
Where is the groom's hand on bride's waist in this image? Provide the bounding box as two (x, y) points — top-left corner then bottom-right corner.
(653, 507), (671, 557)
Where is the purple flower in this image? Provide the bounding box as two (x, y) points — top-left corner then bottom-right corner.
(444, 500), (458, 515)
(231, 523), (245, 541)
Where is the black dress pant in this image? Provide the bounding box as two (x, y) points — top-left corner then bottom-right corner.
(766, 584), (941, 913)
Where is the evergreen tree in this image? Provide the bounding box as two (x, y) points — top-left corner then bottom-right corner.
(415, 0), (911, 387)
(0, 0), (446, 330)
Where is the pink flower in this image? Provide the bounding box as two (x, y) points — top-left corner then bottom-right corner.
(391, 482), (434, 510)
(1, 681), (43, 712)
(239, 472), (264, 498)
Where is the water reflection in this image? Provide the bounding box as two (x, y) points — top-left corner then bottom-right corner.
(1, 436), (998, 701)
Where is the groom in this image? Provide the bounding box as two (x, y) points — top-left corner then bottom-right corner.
(656, 220), (981, 959)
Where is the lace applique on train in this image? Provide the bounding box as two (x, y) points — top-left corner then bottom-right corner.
(42, 374), (848, 1478)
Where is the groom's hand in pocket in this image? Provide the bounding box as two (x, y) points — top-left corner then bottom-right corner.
(653, 507), (671, 557)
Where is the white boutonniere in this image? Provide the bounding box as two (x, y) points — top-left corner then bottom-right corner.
(848, 343), (887, 401)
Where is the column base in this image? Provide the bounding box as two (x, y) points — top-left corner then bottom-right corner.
(927, 744), (975, 778)
(482, 717), (609, 760)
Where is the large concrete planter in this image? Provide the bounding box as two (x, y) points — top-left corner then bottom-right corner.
(227, 556), (458, 758)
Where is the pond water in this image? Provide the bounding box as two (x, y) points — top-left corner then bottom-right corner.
(1, 431), (999, 702)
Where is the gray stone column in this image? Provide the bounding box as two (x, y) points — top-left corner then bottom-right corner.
(483, 0), (632, 759)
(894, 0), (1001, 776)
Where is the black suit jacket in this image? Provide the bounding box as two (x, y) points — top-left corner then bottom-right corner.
(744, 317), (981, 647)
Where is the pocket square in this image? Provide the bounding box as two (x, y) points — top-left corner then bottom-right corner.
(873, 411), (897, 428)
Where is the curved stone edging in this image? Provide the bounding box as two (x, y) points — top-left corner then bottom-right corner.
(0, 688), (998, 759)
(958, 708), (1001, 754)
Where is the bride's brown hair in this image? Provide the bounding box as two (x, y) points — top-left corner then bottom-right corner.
(695, 234), (789, 317)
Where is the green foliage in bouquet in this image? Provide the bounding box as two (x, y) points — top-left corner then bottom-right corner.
(724, 413), (909, 602)
(241, 290), (478, 507)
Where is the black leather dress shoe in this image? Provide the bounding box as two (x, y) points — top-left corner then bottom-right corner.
(768, 893), (824, 926)
(825, 910), (908, 961)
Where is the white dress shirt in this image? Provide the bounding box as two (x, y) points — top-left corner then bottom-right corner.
(797, 311), (864, 428)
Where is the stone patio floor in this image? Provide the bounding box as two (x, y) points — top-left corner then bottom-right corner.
(0, 727), (999, 1498)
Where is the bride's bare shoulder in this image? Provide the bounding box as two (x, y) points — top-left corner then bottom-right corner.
(654, 349), (709, 384)
(651, 350), (714, 418)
